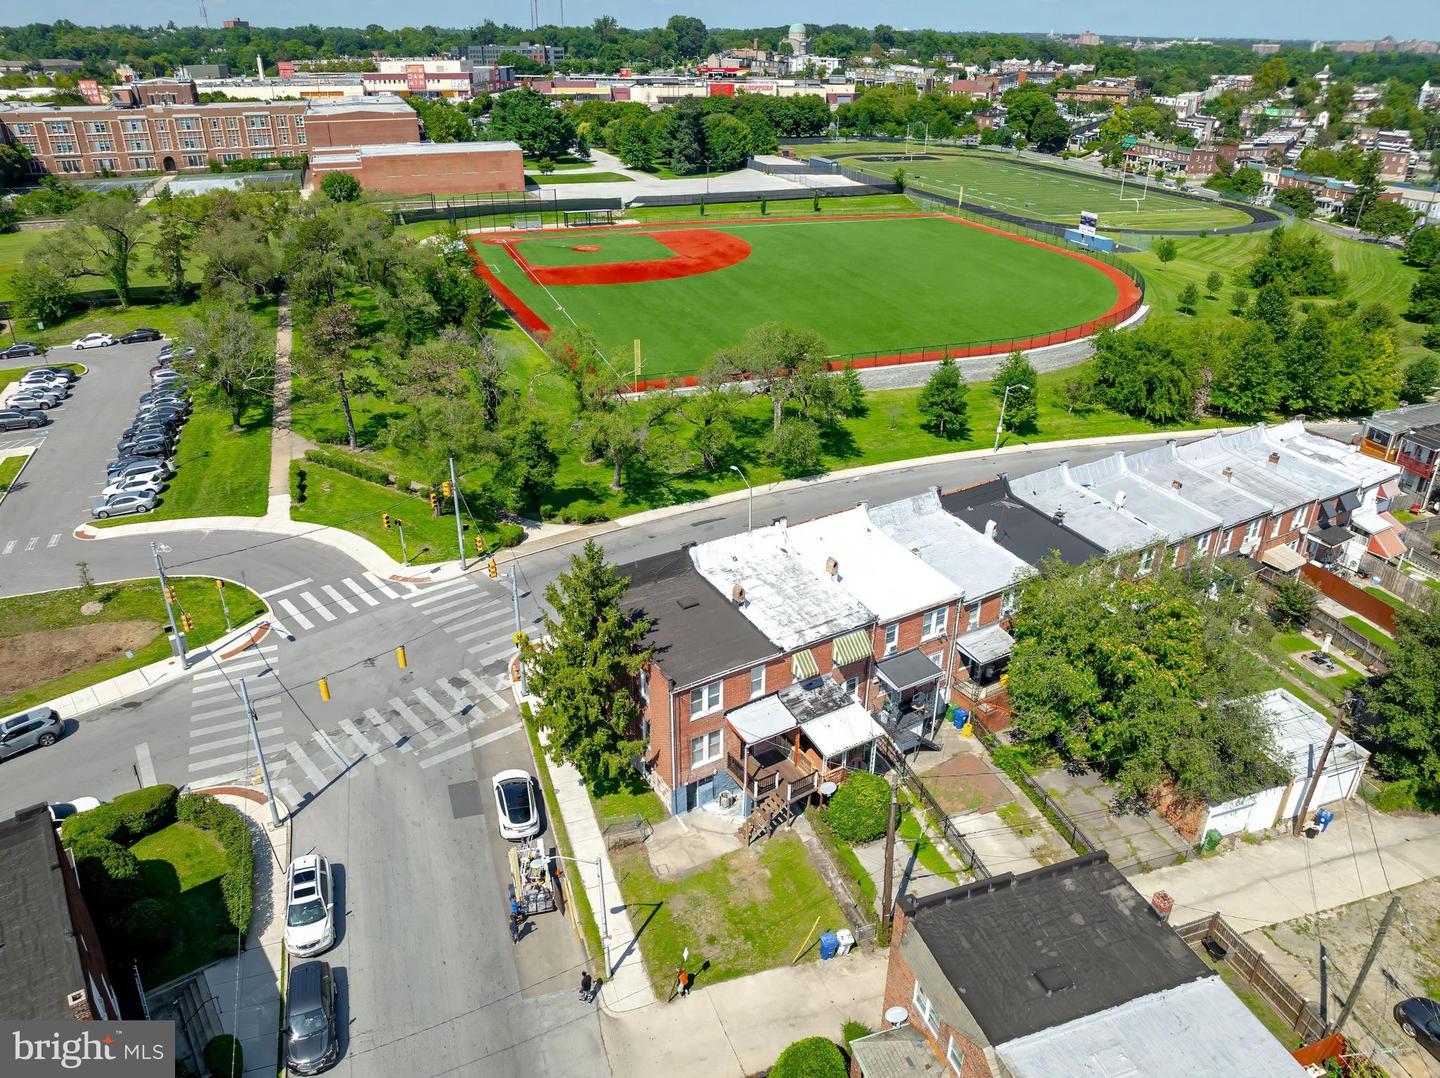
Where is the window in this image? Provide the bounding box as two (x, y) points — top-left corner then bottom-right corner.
(59, 159), (82, 173)
(13, 123), (32, 135)
(158, 135), (172, 150)
(689, 680), (722, 717)
(131, 157), (153, 170)
(226, 115), (239, 130)
(295, 131), (306, 145)
(1196, 531), (1212, 557)
(1172, 544), (1183, 568)
(249, 135), (273, 148)
(749, 665), (765, 700)
(294, 115), (304, 127)
(1270, 516), (1281, 538)
(279, 130), (290, 146)
(183, 154), (206, 168)
(946, 1037), (965, 1074)
(921, 607), (947, 641)
(92, 158), (118, 172)
(52, 141), (76, 155)
(209, 117), (222, 130)
(1137, 548), (1155, 575)
(912, 980), (939, 1036)
(883, 623), (899, 656)
(176, 117), (198, 132)
(87, 121), (108, 135)
(966, 602), (981, 630)
(689, 730), (722, 767)
(845, 675), (860, 700)
(127, 140), (150, 153)
(637, 671), (649, 707)
(180, 137), (202, 150)
(1222, 527), (1235, 550)
(123, 119), (144, 133)
(46, 120), (71, 135)
(1244, 518), (1263, 545)
(228, 135), (241, 148)
(246, 114), (270, 129)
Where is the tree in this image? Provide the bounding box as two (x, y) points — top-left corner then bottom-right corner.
(1273, 186), (1317, 219)
(194, 216), (281, 297)
(1340, 150), (1384, 227)
(298, 303), (362, 448)
(1248, 283), (1293, 339)
(992, 350), (1038, 434)
(684, 382), (740, 471)
(1400, 353), (1440, 403)
(770, 1037), (848, 1078)
(1029, 111), (1071, 153)
(665, 14), (707, 58)
(916, 357), (969, 438)
(666, 98), (709, 176)
(1204, 271), (1224, 297)
(1359, 199), (1416, 240)
(11, 263), (74, 326)
(1153, 237), (1178, 263)
(1410, 266), (1440, 324)
(1177, 281), (1201, 314)
(1089, 323), (1203, 424)
(1362, 600), (1440, 790)
(41, 192), (149, 306)
(497, 406), (559, 512)
(1210, 323), (1283, 420)
(765, 417), (823, 478)
(320, 172), (362, 203)
(175, 298), (276, 428)
(1247, 227), (1344, 297)
(489, 87), (575, 159)
(1403, 226), (1440, 268)
(701, 113), (751, 172)
(525, 541), (651, 789)
(147, 189), (200, 303)
(1227, 166), (1263, 198)
(724, 322), (831, 432)
(1008, 558), (1281, 803)
(1230, 288), (1250, 316)
(1270, 577), (1319, 629)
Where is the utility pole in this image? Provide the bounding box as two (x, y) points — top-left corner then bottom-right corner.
(881, 757), (899, 938)
(1293, 695), (1347, 836)
(1335, 896), (1401, 1032)
(509, 567), (528, 696)
(397, 521), (409, 567)
(449, 456), (467, 570)
(151, 541), (186, 669)
(240, 678), (281, 827)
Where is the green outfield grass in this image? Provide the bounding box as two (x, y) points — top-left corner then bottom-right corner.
(475, 215), (1122, 375)
(791, 143), (1253, 231)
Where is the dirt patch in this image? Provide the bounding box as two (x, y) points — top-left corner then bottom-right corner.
(506, 228), (752, 286)
(921, 752), (1012, 815)
(0, 620), (158, 696)
(571, 244), (602, 252)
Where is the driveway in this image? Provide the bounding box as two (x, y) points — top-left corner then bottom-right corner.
(1033, 764), (1193, 874)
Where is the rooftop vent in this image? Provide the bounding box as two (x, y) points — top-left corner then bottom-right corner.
(983, 519), (997, 539)
(1114, 490), (1127, 508)
(730, 583), (747, 606)
(1031, 966), (1075, 995)
(1053, 508), (1066, 525)
(676, 595), (700, 610)
(1268, 452), (1281, 465)
(1171, 479), (1183, 490)
(825, 556), (840, 578)
(1222, 467), (1234, 480)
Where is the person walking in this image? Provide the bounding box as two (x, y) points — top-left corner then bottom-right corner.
(675, 966), (691, 998)
(510, 910), (522, 945)
(579, 971), (593, 1002)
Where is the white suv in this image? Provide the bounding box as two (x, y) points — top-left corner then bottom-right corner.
(284, 854), (335, 957)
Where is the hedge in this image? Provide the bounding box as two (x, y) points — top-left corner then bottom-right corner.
(119, 897), (171, 950)
(824, 771), (892, 844)
(494, 522), (526, 549)
(177, 794), (255, 939)
(71, 837), (145, 911)
(61, 784), (178, 848)
(303, 448), (393, 487)
(770, 1036), (848, 1078)
(203, 1034), (244, 1078)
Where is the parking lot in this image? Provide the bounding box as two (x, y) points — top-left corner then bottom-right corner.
(0, 337), (174, 562)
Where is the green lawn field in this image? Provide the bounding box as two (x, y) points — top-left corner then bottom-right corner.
(475, 215), (1122, 376)
(790, 143), (1253, 232)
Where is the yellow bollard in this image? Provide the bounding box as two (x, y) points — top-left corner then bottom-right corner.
(318, 677), (331, 702)
(395, 645), (408, 669)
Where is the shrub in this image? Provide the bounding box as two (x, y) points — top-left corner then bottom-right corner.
(120, 897), (171, 950)
(62, 784), (178, 847)
(70, 838), (144, 910)
(320, 172), (361, 203)
(770, 1036), (848, 1078)
(1269, 577), (1318, 629)
(304, 449), (393, 487)
(842, 1020), (873, 1045)
(203, 1034), (244, 1078)
(824, 771), (892, 844)
(494, 522), (526, 549)
(558, 501), (610, 524)
(178, 794), (254, 938)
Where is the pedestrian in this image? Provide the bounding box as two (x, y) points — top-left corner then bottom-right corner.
(675, 966), (690, 998)
(579, 971), (593, 1002)
(510, 911), (522, 945)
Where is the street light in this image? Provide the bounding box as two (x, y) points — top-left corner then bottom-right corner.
(729, 464), (753, 532)
(994, 383), (1030, 452)
(550, 853), (610, 977)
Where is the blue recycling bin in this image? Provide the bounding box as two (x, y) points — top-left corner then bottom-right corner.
(819, 931), (840, 961)
(1315, 808), (1335, 833)
(952, 707), (971, 730)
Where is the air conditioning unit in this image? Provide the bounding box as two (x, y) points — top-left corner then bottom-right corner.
(718, 790), (737, 809)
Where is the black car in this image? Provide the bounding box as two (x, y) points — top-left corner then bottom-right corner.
(124, 414), (183, 434)
(285, 961), (339, 1074)
(0, 342), (44, 360)
(116, 435), (173, 459)
(1394, 997), (1440, 1062)
(0, 408), (46, 431)
(117, 328), (162, 344)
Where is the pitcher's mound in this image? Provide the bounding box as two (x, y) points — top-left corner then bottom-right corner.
(572, 244), (602, 252)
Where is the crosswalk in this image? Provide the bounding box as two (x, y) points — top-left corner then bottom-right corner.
(262, 572), (406, 633)
(0, 532), (64, 555)
(407, 577), (524, 670)
(182, 641), (522, 804)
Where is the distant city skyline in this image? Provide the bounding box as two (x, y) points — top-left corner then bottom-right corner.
(18, 1), (1439, 45)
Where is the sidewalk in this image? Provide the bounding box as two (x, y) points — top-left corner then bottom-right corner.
(268, 298), (297, 498)
(599, 950), (886, 1076)
(199, 789), (290, 1078)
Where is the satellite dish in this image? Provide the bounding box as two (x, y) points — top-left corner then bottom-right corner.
(819, 781), (838, 797)
(884, 1006), (909, 1028)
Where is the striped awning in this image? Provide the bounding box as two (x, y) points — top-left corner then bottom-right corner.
(831, 629), (872, 667)
(791, 649), (820, 680)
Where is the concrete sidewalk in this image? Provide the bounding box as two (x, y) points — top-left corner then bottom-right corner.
(1140, 800), (1440, 929)
(600, 950), (886, 1076)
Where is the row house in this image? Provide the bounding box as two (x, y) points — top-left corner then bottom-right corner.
(1361, 400), (1440, 508)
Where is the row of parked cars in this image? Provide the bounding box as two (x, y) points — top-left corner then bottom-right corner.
(92, 339), (194, 519)
(0, 365), (80, 431)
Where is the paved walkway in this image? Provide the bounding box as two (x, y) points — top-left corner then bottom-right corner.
(268, 298), (295, 497)
(600, 950), (886, 1076)
(199, 789), (290, 1078)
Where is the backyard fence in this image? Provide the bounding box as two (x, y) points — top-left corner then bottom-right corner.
(1174, 913), (1330, 1043)
(1299, 564), (1398, 634)
(1358, 555), (1438, 609)
(599, 813), (653, 850)
(1309, 609), (1389, 668)
(883, 746), (990, 879)
(971, 725), (1102, 859)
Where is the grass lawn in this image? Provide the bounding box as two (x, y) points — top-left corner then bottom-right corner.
(1342, 615), (1394, 649)
(0, 576), (267, 715)
(898, 807), (960, 883)
(1360, 777), (1440, 814)
(592, 785), (669, 827)
(476, 214), (1123, 376)
(1266, 636), (1365, 705)
(130, 822), (237, 984)
(0, 453), (26, 492)
(626, 193), (916, 223)
(91, 393), (273, 526)
(1363, 586), (1405, 610)
(809, 812), (878, 916)
(528, 172), (631, 185)
(611, 833), (846, 996)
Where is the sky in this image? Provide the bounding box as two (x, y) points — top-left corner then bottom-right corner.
(25, 0), (1440, 44)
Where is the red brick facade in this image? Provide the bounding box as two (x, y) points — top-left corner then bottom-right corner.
(307, 142), (524, 196)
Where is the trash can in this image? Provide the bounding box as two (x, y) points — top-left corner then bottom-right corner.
(952, 707), (971, 731)
(818, 931), (840, 960)
(835, 929), (856, 957)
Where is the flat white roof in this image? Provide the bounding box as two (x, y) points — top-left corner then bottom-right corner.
(1009, 464), (1166, 553)
(866, 491), (1031, 601)
(727, 696), (795, 743)
(1267, 420), (1400, 489)
(785, 507), (962, 622)
(310, 140), (520, 161)
(1254, 688), (1369, 786)
(800, 702), (886, 759)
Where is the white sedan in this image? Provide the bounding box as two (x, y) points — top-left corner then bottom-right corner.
(101, 474), (164, 498)
(48, 797), (104, 827)
(492, 770), (541, 841)
(71, 333), (115, 350)
(284, 853), (336, 957)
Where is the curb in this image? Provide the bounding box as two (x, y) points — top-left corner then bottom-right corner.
(0, 446), (38, 511)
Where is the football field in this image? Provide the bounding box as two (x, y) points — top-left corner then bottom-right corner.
(472, 214), (1134, 378)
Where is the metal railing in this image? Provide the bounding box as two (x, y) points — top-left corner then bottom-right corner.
(971, 725), (1101, 858)
(883, 745), (989, 878)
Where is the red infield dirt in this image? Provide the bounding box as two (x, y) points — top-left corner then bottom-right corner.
(492, 228), (752, 286)
(571, 244), (602, 252)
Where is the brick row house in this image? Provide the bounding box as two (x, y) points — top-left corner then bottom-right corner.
(1360, 400), (1440, 510)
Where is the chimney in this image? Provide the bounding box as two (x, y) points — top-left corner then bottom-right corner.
(257, 54), (265, 80)
(1268, 452), (1280, 465)
(1057, 461), (1071, 482)
(1114, 490), (1127, 508)
(1171, 479), (1183, 490)
(1151, 890), (1174, 922)
(984, 519), (997, 539)
(1222, 467), (1234, 481)
(825, 556), (840, 578)
(730, 583), (747, 605)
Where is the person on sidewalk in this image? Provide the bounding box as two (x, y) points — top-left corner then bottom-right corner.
(675, 966), (691, 998)
(510, 911), (522, 945)
(579, 971), (593, 1002)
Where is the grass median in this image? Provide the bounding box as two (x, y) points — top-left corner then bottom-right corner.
(0, 576), (267, 715)
(0, 453), (26, 493)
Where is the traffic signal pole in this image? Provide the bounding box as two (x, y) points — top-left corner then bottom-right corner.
(151, 541), (187, 669)
(449, 456), (467, 570)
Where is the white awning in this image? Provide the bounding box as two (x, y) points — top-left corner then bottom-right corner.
(1349, 508), (1388, 536)
(801, 702), (887, 759)
(1261, 545), (1306, 572)
(728, 696), (795, 744)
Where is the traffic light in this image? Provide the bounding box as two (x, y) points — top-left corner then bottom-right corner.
(165, 584), (177, 603)
(474, 535), (485, 556)
(395, 646), (408, 670)
(441, 480), (452, 498)
(214, 579), (224, 591)
(429, 491), (439, 511)
(381, 512), (391, 530)
(487, 559), (498, 579)
(318, 677), (331, 702)
(180, 611), (194, 631)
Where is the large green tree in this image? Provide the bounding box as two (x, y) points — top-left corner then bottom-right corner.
(916, 357), (970, 437)
(1210, 322), (1283, 420)
(175, 296), (276, 428)
(297, 302), (362, 448)
(992, 350), (1038, 434)
(526, 541), (652, 789)
(1362, 600), (1440, 790)
(39, 192), (149, 306)
(490, 87), (575, 158)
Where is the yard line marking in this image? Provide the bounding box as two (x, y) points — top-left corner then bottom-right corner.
(299, 591), (337, 622)
(408, 582), (473, 608)
(191, 701), (246, 721)
(341, 577), (380, 607)
(277, 597), (314, 631)
(188, 749), (255, 772)
(286, 742), (329, 788)
(260, 578), (312, 598)
(189, 727), (284, 754)
(364, 572), (400, 599)
(24, 536), (37, 551)
(417, 593), (476, 617)
(412, 687), (465, 734)
(365, 708), (412, 753)
(321, 584), (358, 615)
(419, 722), (524, 770)
(339, 719), (386, 767)
(467, 640), (515, 664)
(2, 541), (14, 556)
(460, 670), (509, 712)
(46, 533), (60, 548)
(388, 698), (437, 743)
(311, 730), (349, 770)
(134, 743), (156, 787)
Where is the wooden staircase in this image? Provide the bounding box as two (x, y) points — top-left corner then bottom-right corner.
(739, 791), (791, 846)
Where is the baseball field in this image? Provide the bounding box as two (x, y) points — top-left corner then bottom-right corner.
(471, 214), (1138, 379)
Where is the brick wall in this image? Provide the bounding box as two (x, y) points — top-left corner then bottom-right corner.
(51, 824), (118, 1019)
(303, 109), (420, 148)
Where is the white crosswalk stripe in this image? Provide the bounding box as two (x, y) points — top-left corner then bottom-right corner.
(189, 749), (256, 773)
(2, 541), (15, 555)
(191, 711), (282, 737)
(286, 742), (329, 788)
(342, 577), (380, 606)
(312, 729), (350, 770)
(409, 582), (472, 608)
(418, 593), (476, 617)
(299, 590), (337, 622)
(419, 722), (524, 769)
(189, 728), (284, 755)
(46, 533), (60, 548)
(460, 669), (510, 712)
(274, 779), (303, 809)
(338, 719), (386, 767)
(365, 708), (412, 753)
(413, 687), (465, 735)
(389, 698), (437, 744)
(364, 572), (400, 599)
(277, 597), (314, 631)
(321, 583), (358, 615)
(468, 640), (515, 664)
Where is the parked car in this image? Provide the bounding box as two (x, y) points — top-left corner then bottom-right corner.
(0, 409), (46, 430)
(101, 474), (164, 498)
(285, 961), (339, 1075)
(92, 491), (158, 518)
(284, 854), (336, 957)
(71, 333), (115, 350)
(6, 393), (57, 411)
(1394, 997), (1440, 1062)
(48, 797), (103, 827)
(139, 388), (189, 405)
(158, 344), (194, 361)
(0, 707), (63, 762)
(491, 770), (541, 840)
(106, 458), (172, 482)
(17, 384), (67, 404)
(19, 371), (71, 390)
(20, 366), (76, 383)
(117, 327), (162, 344)
(122, 416), (182, 438)
(0, 342), (45, 360)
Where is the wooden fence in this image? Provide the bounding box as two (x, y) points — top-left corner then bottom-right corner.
(1309, 609), (1389, 667)
(1174, 913), (1330, 1043)
(1299, 564), (1397, 634)
(1359, 555), (1438, 609)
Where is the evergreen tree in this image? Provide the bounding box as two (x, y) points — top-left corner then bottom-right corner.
(992, 350), (1039, 434)
(526, 541), (652, 790)
(917, 357), (970, 437)
(666, 98), (709, 175)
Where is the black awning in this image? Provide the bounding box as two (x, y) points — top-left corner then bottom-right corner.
(1309, 525), (1355, 548)
(875, 649), (942, 692)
